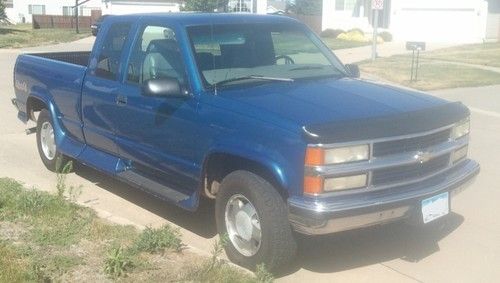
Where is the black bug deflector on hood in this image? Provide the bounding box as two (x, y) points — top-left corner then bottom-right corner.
(303, 102), (470, 144)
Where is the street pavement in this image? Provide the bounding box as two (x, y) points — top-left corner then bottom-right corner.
(1, 39), (499, 282)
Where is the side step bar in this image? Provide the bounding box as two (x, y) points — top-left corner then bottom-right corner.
(118, 170), (190, 203)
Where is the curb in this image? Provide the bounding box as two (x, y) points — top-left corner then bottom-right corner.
(76, 198), (254, 275)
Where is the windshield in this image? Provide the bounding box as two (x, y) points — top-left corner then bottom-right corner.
(187, 23), (347, 88)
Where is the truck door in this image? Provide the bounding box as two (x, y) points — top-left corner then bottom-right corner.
(81, 21), (133, 155)
(114, 24), (201, 193)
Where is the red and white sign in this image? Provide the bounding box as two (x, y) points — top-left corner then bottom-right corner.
(372, 0), (384, 10)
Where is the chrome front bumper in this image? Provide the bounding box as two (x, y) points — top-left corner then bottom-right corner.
(288, 159), (480, 235)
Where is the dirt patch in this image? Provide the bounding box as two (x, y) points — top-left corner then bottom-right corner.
(0, 221), (28, 242)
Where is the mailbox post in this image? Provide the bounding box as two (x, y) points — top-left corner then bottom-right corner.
(406, 41), (426, 82)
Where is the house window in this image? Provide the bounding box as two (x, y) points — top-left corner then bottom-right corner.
(489, 0), (500, 13)
(81, 7), (101, 16)
(62, 6), (75, 16)
(28, 4), (46, 15)
(335, 0), (357, 11)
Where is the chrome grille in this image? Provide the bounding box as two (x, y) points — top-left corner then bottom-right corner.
(305, 123), (470, 195)
(373, 129), (451, 157)
(371, 154), (451, 186)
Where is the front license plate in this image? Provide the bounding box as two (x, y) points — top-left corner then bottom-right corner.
(422, 192), (449, 224)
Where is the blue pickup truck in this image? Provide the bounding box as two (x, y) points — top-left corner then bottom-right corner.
(12, 13), (479, 270)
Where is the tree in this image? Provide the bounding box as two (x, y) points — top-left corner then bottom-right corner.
(182, 0), (229, 12)
(0, 0), (7, 23)
(287, 0), (322, 15)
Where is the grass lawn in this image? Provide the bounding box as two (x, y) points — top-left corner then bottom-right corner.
(0, 24), (91, 48)
(421, 42), (500, 68)
(0, 176), (272, 282)
(359, 55), (500, 91)
(322, 37), (372, 50)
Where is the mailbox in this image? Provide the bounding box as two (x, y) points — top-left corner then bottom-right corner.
(406, 41), (426, 51)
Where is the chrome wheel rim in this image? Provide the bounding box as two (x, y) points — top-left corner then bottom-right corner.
(225, 194), (262, 257)
(40, 121), (56, 161)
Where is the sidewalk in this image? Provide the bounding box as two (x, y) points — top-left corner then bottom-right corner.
(334, 41), (455, 64)
(0, 36), (95, 54)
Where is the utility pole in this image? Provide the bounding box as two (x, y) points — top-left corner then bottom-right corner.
(75, 0), (79, 34)
(73, 0), (91, 34)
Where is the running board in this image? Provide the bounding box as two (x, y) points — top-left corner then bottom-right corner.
(118, 170), (190, 203)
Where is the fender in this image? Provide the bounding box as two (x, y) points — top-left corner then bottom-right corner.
(28, 90), (85, 159)
(204, 141), (293, 194)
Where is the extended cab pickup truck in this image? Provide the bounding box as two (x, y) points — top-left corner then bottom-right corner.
(12, 13), (479, 270)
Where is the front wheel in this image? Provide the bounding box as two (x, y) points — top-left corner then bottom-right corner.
(215, 170), (297, 271)
(36, 109), (70, 172)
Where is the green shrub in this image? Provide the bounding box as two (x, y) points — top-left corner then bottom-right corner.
(255, 263), (274, 283)
(104, 246), (132, 278)
(320, 28), (345, 38)
(379, 31), (393, 42)
(133, 225), (183, 253)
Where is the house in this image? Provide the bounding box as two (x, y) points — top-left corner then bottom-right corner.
(267, 0), (286, 14)
(486, 0), (500, 40)
(4, 0), (182, 24)
(101, 0), (181, 15)
(227, 0), (268, 14)
(322, 0), (492, 43)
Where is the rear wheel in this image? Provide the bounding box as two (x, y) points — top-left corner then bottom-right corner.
(215, 170), (297, 271)
(36, 109), (70, 172)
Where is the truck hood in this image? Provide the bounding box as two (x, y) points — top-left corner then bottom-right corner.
(219, 78), (469, 143)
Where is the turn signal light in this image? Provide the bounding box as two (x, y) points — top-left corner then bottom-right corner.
(304, 175), (323, 195)
(305, 147), (324, 166)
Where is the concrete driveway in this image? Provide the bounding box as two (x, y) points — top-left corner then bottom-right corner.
(1, 39), (499, 282)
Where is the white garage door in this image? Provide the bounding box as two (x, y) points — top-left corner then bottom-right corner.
(390, 0), (488, 43)
(486, 13), (500, 39)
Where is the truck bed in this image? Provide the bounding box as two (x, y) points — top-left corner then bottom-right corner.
(27, 51), (91, 67)
(14, 51), (89, 148)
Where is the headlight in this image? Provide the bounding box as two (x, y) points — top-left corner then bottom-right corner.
(305, 144), (369, 166)
(325, 145), (369, 164)
(324, 174), (368, 192)
(304, 173), (368, 195)
(451, 118), (470, 140)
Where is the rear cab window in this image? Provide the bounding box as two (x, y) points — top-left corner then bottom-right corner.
(93, 22), (133, 80)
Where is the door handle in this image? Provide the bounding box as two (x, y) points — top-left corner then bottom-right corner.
(116, 95), (127, 106)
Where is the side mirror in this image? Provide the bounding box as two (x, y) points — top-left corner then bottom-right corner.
(142, 77), (185, 98)
(345, 64), (360, 78)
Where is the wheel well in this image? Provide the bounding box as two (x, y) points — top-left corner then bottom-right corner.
(26, 96), (47, 121)
(203, 153), (288, 199)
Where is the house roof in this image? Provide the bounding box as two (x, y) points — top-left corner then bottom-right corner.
(109, 12), (299, 26)
(106, 0), (183, 3)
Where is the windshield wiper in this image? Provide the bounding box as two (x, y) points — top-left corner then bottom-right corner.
(216, 75), (294, 87)
(289, 66), (325, 71)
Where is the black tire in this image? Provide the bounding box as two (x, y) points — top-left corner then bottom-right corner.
(215, 170), (297, 271)
(36, 109), (70, 172)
